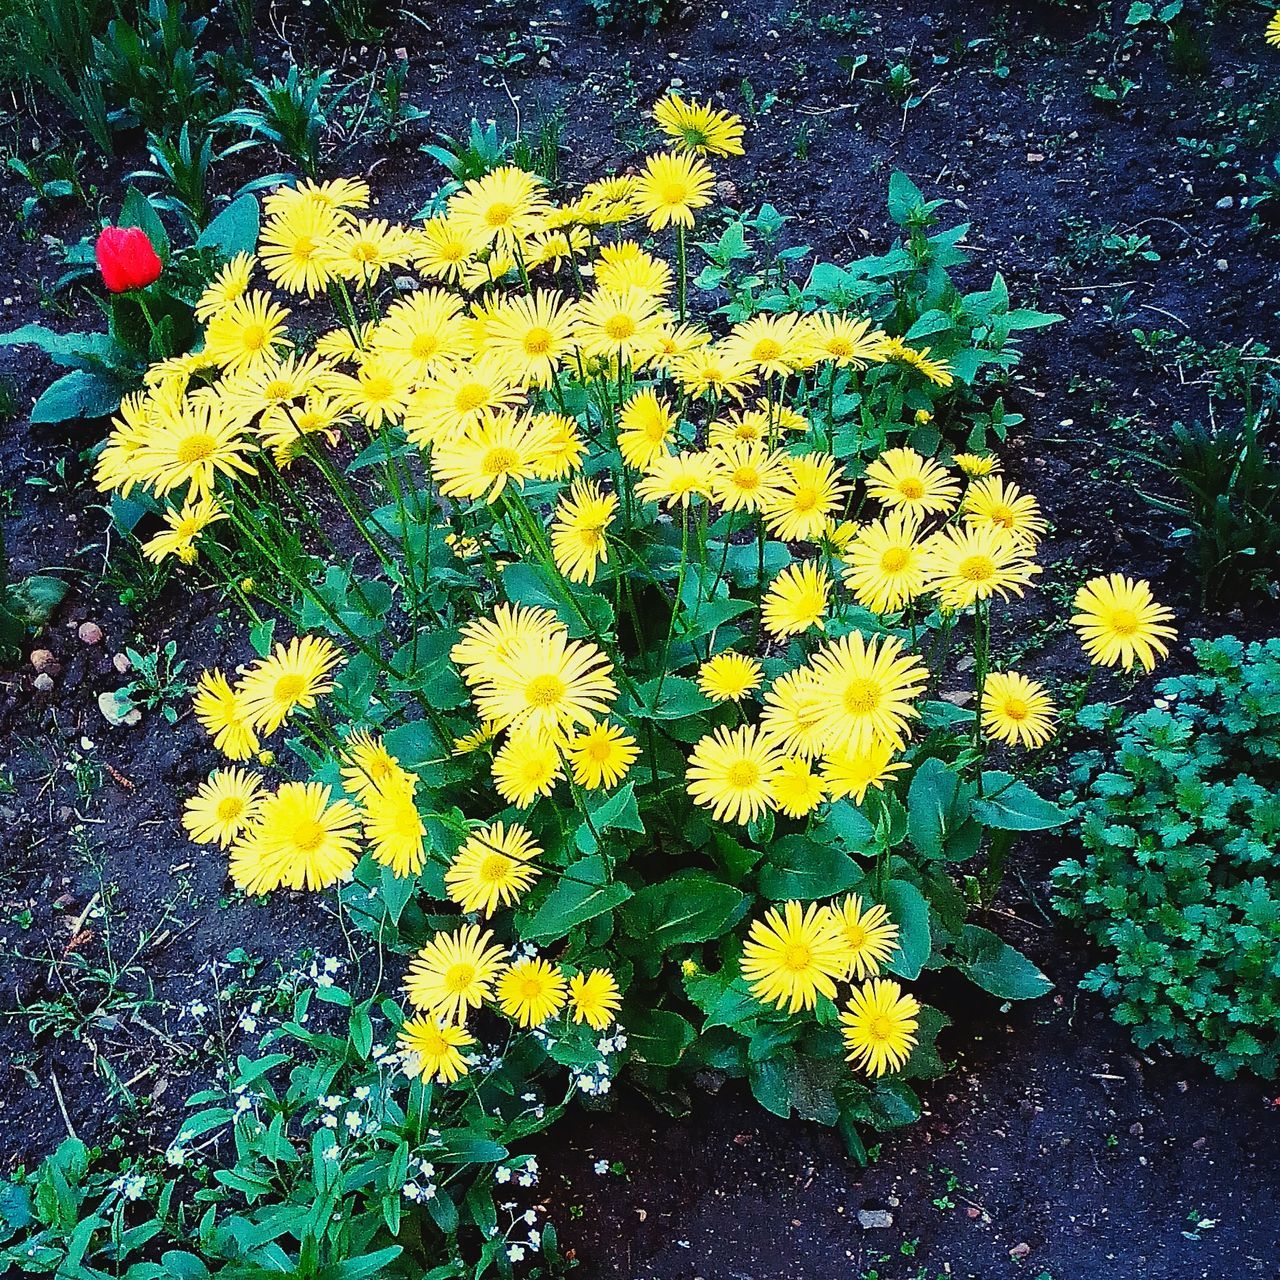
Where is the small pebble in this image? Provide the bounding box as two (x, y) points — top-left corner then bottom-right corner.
(78, 621), (103, 645)
(113, 653), (131, 674)
(1215, 195), (1233, 209)
(30, 648), (58, 673)
(33, 673), (55, 693)
(857, 1209), (894, 1229)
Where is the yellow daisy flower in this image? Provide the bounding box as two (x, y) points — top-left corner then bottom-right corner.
(182, 768), (263, 847)
(1071, 574), (1176, 672)
(740, 900), (846, 1013)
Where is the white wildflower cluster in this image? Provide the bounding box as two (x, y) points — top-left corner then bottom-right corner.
(570, 1032), (627, 1096)
(494, 1154), (539, 1189)
(308, 956), (344, 989)
(401, 1157), (437, 1203)
(499, 1202), (544, 1264)
(110, 1173), (147, 1202)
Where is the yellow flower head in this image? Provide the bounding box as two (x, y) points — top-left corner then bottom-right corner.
(142, 495), (226, 565)
(686, 724), (784, 825)
(551, 480), (617, 584)
(801, 631), (928, 757)
(193, 669), (259, 761)
(635, 450), (717, 510)
(697, 652), (764, 703)
(1071, 574), (1176, 672)
(925, 524), (1042, 611)
(448, 165), (551, 248)
(496, 957), (568, 1028)
(843, 509), (930, 615)
(962, 476), (1047, 548)
(596, 242), (673, 296)
(182, 768), (263, 848)
(473, 628), (617, 743)
(194, 252), (255, 322)
(451, 603), (565, 681)
(618, 388), (679, 470)
(653, 91), (745, 157)
(398, 1016), (473, 1085)
(741, 900), (846, 1014)
(238, 635), (344, 734)
(362, 774), (427, 878)
(881, 336), (954, 387)
(445, 821), (543, 915)
(804, 314), (890, 367)
(403, 923), (508, 1025)
(431, 408), (559, 504)
(759, 668), (827, 760)
(491, 728), (564, 808)
(771, 756), (827, 819)
(819, 741), (907, 805)
(981, 671), (1057, 749)
(823, 894), (901, 980)
(840, 977), (920, 1077)
(863, 446), (959, 516)
(761, 560), (831, 638)
(568, 969), (622, 1030)
(709, 440), (789, 513)
(259, 201), (343, 296)
(633, 149), (716, 230)
(228, 781), (362, 895)
(566, 721), (639, 790)
(763, 453), (850, 544)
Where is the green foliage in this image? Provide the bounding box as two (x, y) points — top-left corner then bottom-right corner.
(585, 0), (676, 29)
(1141, 392), (1280, 605)
(0, 982), (575, 1276)
(0, 190), (260, 424)
(0, 527), (67, 661)
(221, 67), (343, 179)
(1054, 635), (1280, 1079)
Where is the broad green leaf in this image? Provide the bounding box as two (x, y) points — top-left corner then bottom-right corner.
(619, 874), (746, 951)
(196, 193), (260, 259)
(627, 1008), (695, 1067)
(907, 758), (980, 860)
(882, 879), (932, 979)
(523, 855), (632, 942)
(957, 924), (1051, 999)
(974, 772), (1069, 831)
(757, 835), (861, 900)
(31, 369), (123, 423)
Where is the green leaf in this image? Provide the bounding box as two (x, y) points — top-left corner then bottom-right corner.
(196, 194), (260, 259)
(748, 1057), (792, 1118)
(502, 561), (612, 637)
(630, 675), (713, 721)
(437, 1132), (507, 1164)
(627, 1007), (695, 1067)
(882, 879), (932, 979)
(620, 874), (746, 951)
(974, 772), (1069, 831)
(957, 925), (1051, 999)
(887, 170), (926, 224)
(757, 835), (861, 900)
(119, 186), (170, 261)
(575, 781), (644, 854)
(907, 758), (980, 860)
(523, 855), (632, 943)
(31, 369), (123, 423)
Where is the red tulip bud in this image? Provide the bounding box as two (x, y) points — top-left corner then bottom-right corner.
(95, 225), (163, 293)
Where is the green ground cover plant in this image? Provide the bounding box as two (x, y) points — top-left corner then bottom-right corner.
(1054, 634), (1280, 1079)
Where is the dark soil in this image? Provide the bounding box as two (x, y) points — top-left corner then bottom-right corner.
(2, 0), (1279, 1276)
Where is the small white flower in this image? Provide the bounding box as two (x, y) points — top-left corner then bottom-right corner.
(235, 1096), (252, 1114)
(321, 1114), (338, 1129)
(188, 1002), (208, 1018)
(354, 1085), (371, 1101)
(344, 1111), (362, 1133)
(495, 1166), (513, 1184)
(402, 1182), (421, 1202)
(527, 1229), (541, 1250)
(593, 1159), (609, 1175)
(522, 1208), (537, 1226)
(507, 1245), (526, 1263)
(324, 957), (341, 974)
(111, 1173), (146, 1201)
(165, 1145), (187, 1168)
(238, 1014), (257, 1034)
(320, 1094), (343, 1110)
